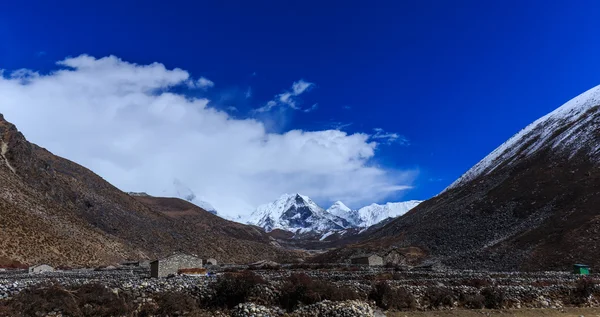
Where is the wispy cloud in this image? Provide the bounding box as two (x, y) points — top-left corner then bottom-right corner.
(303, 103), (318, 113)
(343, 105), (352, 110)
(187, 76), (214, 89)
(254, 79), (315, 113)
(245, 87), (252, 98)
(371, 128), (409, 145)
(329, 121), (353, 130)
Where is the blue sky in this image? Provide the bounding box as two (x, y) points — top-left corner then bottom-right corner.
(2, 0), (600, 210)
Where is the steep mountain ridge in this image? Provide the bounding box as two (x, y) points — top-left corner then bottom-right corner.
(0, 114), (295, 267)
(319, 85), (600, 270)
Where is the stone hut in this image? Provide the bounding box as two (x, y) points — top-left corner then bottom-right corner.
(383, 249), (407, 266)
(150, 253), (203, 278)
(205, 258), (218, 266)
(28, 264), (55, 274)
(350, 255), (383, 266)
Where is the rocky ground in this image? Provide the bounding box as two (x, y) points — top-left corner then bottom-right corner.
(1, 265), (599, 316)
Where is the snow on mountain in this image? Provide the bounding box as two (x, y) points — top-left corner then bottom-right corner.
(245, 193), (351, 233)
(170, 179), (218, 214)
(445, 84), (600, 192)
(246, 193), (422, 235)
(355, 200), (422, 227)
(326, 201), (360, 225)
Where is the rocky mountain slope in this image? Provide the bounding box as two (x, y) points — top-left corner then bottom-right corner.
(0, 114), (296, 267)
(319, 85), (600, 270)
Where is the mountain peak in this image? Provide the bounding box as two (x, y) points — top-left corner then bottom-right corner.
(246, 194), (349, 233)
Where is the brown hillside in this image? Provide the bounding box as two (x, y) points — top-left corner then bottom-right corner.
(0, 114), (296, 267)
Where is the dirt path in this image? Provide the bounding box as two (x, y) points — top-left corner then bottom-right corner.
(387, 308), (600, 317)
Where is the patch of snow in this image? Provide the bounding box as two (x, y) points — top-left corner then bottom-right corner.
(319, 231), (335, 241)
(1, 141), (16, 174)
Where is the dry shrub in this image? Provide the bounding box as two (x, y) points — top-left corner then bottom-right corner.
(459, 293), (485, 309)
(368, 281), (415, 310)
(278, 273), (359, 312)
(424, 287), (455, 308)
(153, 291), (200, 316)
(8, 282), (80, 316)
(210, 271), (266, 308)
(76, 283), (132, 317)
(480, 287), (505, 309)
(0, 301), (16, 317)
(570, 277), (597, 306)
(6, 282), (135, 317)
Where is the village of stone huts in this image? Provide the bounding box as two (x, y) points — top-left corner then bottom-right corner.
(2, 253), (600, 317)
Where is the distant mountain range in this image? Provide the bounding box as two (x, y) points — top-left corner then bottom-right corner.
(240, 193), (422, 237)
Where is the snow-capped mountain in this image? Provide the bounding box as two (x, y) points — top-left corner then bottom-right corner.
(245, 194), (351, 233)
(354, 200), (422, 227)
(169, 179), (218, 215)
(326, 200), (422, 228)
(246, 194), (421, 236)
(326, 201), (359, 224)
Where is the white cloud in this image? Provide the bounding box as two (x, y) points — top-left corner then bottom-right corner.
(0, 55), (416, 218)
(330, 122), (353, 130)
(256, 79), (315, 113)
(187, 76), (214, 89)
(245, 87), (252, 98)
(371, 128), (408, 145)
(304, 103), (318, 113)
(292, 79), (313, 95)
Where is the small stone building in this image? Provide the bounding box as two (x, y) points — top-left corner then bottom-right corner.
(28, 264), (55, 274)
(350, 255), (383, 266)
(205, 258), (218, 266)
(383, 249), (407, 266)
(150, 253), (203, 278)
